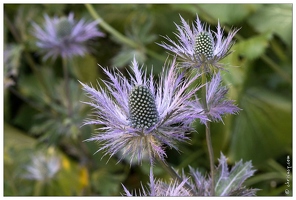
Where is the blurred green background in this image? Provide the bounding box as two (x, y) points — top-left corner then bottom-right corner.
(4, 4), (292, 196)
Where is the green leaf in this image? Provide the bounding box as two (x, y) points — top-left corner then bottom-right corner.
(229, 88), (292, 165)
(4, 123), (37, 149)
(71, 54), (99, 84)
(234, 32), (273, 60)
(248, 4), (292, 46)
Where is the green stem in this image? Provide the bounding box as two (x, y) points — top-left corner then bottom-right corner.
(205, 122), (215, 196)
(85, 4), (137, 48)
(155, 156), (197, 196)
(144, 134), (196, 195)
(33, 181), (43, 196)
(62, 58), (72, 117)
(201, 72), (215, 196)
(261, 55), (292, 84)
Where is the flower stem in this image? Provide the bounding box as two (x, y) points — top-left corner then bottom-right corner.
(205, 122), (215, 196)
(155, 156), (197, 196)
(261, 54), (292, 84)
(62, 58), (72, 117)
(85, 4), (138, 48)
(33, 181), (43, 196)
(144, 135), (196, 195)
(201, 72), (215, 196)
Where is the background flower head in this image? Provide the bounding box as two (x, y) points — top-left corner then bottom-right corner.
(32, 12), (104, 61)
(159, 15), (239, 73)
(80, 58), (206, 164)
(22, 148), (61, 182)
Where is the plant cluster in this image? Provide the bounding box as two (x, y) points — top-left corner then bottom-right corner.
(4, 4), (292, 196)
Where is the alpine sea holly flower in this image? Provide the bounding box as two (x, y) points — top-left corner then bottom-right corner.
(80, 58), (206, 164)
(194, 72), (240, 124)
(22, 148), (60, 182)
(32, 12), (104, 61)
(158, 15), (239, 73)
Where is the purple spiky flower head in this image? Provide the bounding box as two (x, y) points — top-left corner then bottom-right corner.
(32, 12), (104, 61)
(158, 15), (239, 73)
(193, 72), (240, 124)
(80, 58), (206, 164)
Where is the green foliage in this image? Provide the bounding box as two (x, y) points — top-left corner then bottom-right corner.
(229, 88), (292, 165)
(197, 4), (261, 25)
(248, 4), (292, 46)
(234, 32), (273, 60)
(3, 3), (292, 196)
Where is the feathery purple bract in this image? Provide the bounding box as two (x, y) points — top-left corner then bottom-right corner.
(158, 15), (239, 73)
(80, 58), (206, 164)
(194, 72), (240, 124)
(123, 177), (191, 196)
(32, 12), (104, 61)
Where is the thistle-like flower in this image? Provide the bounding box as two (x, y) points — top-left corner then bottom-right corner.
(22, 148), (60, 182)
(158, 15), (239, 73)
(32, 12), (104, 61)
(194, 72), (240, 124)
(80, 58), (206, 164)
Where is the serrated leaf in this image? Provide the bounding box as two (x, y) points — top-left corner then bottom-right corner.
(215, 153), (256, 196)
(229, 88), (292, 165)
(248, 4), (292, 46)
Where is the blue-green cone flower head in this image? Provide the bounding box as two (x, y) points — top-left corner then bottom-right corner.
(195, 32), (214, 60)
(159, 14), (239, 73)
(129, 85), (159, 129)
(55, 17), (74, 40)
